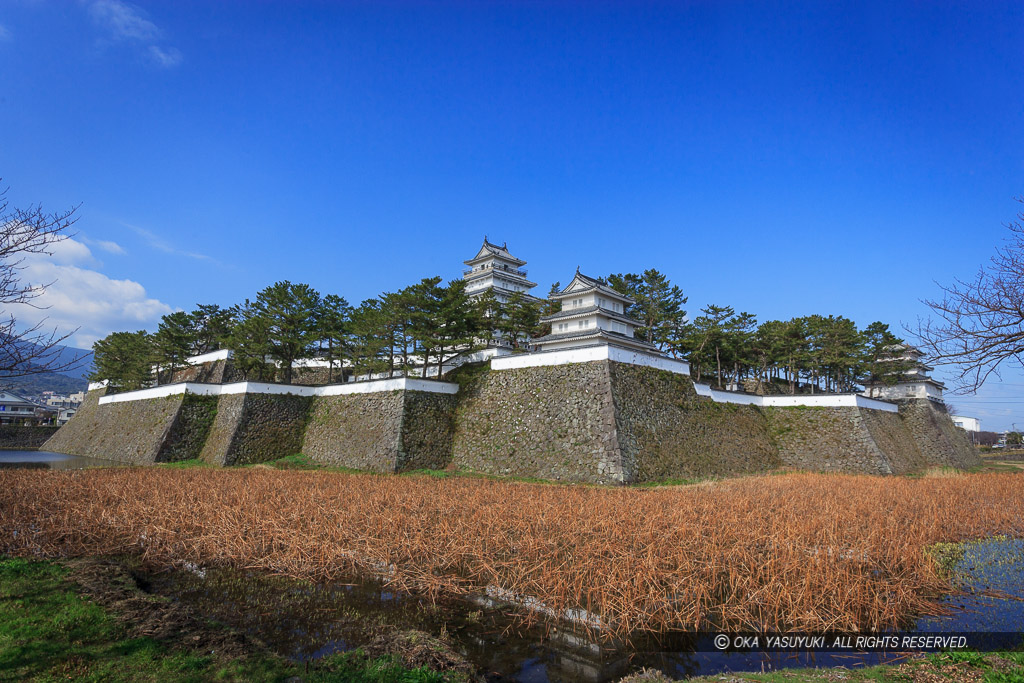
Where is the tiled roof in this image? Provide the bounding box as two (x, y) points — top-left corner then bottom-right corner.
(532, 327), (659, 351)
(540, 305), (643, 326)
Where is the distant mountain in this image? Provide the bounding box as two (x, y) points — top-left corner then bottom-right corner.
(0, 340), (93, 397)
(48, 345), (94, 380)
(1, 371), (88, 397)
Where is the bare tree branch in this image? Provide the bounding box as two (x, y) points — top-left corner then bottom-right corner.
(912, 198), (1024, 393)
(0, 181), (89, 381)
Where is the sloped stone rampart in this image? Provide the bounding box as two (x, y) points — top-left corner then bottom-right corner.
(43, 387), (184, 465)
(764, 407), (895, 474)
(397, 391), (457, 471)
(199, 393), (312, 466)
(897, 399), (981, 469)
(858, 409), (930, 473)
(451, 363), (623, 484)
(170, 359), (243, 384)
(303, 392), (405, 472)
(42, 360), (981, 479)
(157, 394), (218, 463)
(302, 390), (456, 472)
(608, 363), (781, 481)
(199, 394), (245, 466)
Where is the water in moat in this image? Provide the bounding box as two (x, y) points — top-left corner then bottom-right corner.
(0, 450), (122, 470)
(140, 537), (1024, 681)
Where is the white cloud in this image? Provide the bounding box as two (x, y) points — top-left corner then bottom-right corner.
(147, 45), (182, 68)
(47, 238), (96, 266)
(124, 223), (216, 263)
(87, 0), (181, 68)
(0, 24), (11, 42)
(83, 237), (126, 255)
(89, 0), (159, 41)
(6, 237), (173, 348)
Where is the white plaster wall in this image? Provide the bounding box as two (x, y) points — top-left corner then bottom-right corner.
(865, 382), (944, 402)
(491, 346), (691, 375)
(186, 349), (232, 365)
(98, 377), (459, 405)
(692, 383), (899, 412)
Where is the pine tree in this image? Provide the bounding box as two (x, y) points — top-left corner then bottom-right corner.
(91, 331), (153, 391)
(253, 281), (322, 384)
(226, 300), (273, 381)
(188, 304), (235, 354)
(316, 294), (351, 383)
(151, 311), (196, 385)
(495, 291), (541, 350)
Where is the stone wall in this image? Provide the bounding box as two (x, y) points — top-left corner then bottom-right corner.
(170, 359), (243, 384)
(397, 391), (457, 471)
(302, 390), (456, 472)
(288, 366), (345, 386)
(158, 394), (219, 463)
(764, 406), (895, 474)
(43, 387), (185, 465)
(897, 399), (981, 469)
(199, 394), (245, 466)
(609, 363), (781, 481)
(764, 400), (980, 475)
(451, 363), (624, 484)
(858, 409), (931, 473)
(42, 359), (981, 479)
(0, 426), (61, 450)
(303, 392), (403, 471)
(200, 393), (312, 466)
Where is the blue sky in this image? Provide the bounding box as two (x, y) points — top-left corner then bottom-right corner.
(2, 1), (1023, 428)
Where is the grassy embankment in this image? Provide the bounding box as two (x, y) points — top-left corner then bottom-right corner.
(0, 555), (466, 682)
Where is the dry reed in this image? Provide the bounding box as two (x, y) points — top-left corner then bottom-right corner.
(1, 468), (1021, 638)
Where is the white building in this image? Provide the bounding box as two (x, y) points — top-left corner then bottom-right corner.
(533, 269), (660, 354)
(463, 238), (540, 304)
(951, 415), (981, 433)
(0, 390), (50, 425)
(861, 344), (945, 402)
(46, 392), (84, 410)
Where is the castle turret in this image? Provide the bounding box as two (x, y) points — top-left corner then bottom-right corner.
(861, 344), (946, 402)
(533, 269), (660, 353)
(463, 238), (539, 304)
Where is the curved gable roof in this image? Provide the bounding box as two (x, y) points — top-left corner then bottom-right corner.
(553, 269), (635, 304)
(465, 237), (526, 266)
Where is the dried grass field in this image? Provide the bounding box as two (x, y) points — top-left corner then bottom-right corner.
(1, 468), (1021, 639)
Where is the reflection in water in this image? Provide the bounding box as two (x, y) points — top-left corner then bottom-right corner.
(0, 450), (122, 470)
(142, 538), (1024, 682)
(915, 537), (1024, 648)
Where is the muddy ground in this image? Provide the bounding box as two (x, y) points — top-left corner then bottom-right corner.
(61, 557), (481, 679)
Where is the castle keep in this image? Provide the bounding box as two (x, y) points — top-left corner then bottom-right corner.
(44, 241), (980, 481)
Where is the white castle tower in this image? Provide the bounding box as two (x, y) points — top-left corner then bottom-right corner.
(462, 238), (539, 304)
(533, 269), (659, 354)
(861, 344), (946, 402)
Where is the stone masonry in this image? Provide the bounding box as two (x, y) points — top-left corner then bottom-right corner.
(47, 358), (979, 480)
(303, 390), (456, 472)
(43, 387), (185, 465)
(451, 362), (625, 484)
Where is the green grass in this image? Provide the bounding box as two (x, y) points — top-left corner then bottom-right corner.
(399, 467), (581, 486)
(678, 648), (1024, 682)
(157, 458), (215, 469)
(0, 556), (466, 682)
